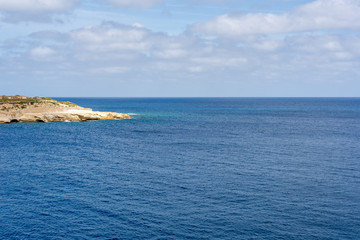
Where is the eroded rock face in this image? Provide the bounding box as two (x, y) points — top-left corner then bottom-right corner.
(0, 98), (131, 124)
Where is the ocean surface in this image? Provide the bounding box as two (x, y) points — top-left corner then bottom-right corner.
(1, 98), (359, 239)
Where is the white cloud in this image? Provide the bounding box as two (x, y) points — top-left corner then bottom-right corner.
(252, 40), (282, 51)
(30, 46), (58, 61)
(188, 66), (203, 73)
(191, 56), (247, 67)
(152, 49), (187, 59)
(69, 23), (195, 61)
(0, 0), (77, 13)
(107, 0), (163, 8)
(151, 36), (193, 59)
(70, 24), (151, 54)
(25, 22), (359, 77)
(287, 34), (357, 61)
(191, 0), (360, 37)
(90, 66), (131, 74)
(2, 19), (360, 97)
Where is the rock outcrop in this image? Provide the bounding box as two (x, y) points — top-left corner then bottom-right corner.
(0, 97), (131, 124)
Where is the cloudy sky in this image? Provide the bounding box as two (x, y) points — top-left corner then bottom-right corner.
(1, 0), (359, 97)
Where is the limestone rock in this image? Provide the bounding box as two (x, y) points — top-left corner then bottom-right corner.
(0, 97), (131, 124)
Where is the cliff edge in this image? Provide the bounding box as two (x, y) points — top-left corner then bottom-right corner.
(0, 96), (131, 124)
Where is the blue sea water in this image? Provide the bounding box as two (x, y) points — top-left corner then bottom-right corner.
(0, 98), (359, 239)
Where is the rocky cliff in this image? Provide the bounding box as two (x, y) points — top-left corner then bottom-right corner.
(0, 97), (131, 124)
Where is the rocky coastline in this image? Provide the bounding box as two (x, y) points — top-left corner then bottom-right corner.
(0, 96), (131, 124)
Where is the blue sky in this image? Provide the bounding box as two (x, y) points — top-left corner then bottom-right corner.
(1, 0), (359, 97)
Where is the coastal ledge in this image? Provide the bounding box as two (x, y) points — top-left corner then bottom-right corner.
(0, 96), (131, 124)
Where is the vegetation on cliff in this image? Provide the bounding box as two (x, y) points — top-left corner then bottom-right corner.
(0, 97), (80, 112)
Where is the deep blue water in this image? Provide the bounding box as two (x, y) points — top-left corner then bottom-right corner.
(1, 98), (360, 239)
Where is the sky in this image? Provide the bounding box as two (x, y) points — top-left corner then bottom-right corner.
(0, 0), (359, 97)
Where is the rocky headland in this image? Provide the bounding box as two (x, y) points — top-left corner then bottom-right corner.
(0, 96), (131, 124)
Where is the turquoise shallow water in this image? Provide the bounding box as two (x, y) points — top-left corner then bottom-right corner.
(1, 98), (360, 239)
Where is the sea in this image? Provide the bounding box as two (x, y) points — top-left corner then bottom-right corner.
(0, 98), (359, 239)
